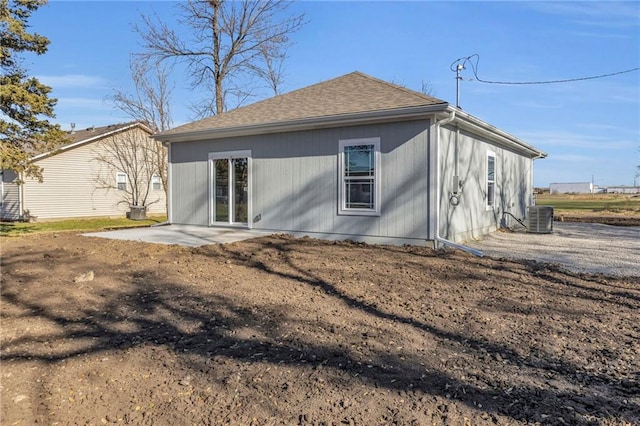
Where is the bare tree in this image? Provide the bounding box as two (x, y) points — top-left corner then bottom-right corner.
(389, 78), (436, 97)
(251, 34), (288, 96)
(135, 0), (305, 117)
(112, 58), (173, 133)
(110, 58), (172, 206)
(93, 126), (160, 218)
(421, 80), (435, 97)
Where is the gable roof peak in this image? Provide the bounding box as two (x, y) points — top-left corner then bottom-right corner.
(347, 70), (441, 102)
(65, 121), (152, 143)
(159, 71), (447, 137)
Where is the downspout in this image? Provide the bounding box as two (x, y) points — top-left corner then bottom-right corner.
(530, 152), (546, 207)
(165, 141), (172, 224)
(18, 172), (24, 221)
(433, 110), (484, 257)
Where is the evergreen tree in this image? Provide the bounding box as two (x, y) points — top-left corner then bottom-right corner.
(0, 0), (66, 181)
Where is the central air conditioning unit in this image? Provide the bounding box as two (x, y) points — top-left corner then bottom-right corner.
(527, 206), (554, 234)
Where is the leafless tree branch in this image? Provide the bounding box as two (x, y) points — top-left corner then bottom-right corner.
(108, 58), (171, 202)
(92, 128), (161, 209)
(134, 0), (305, 116)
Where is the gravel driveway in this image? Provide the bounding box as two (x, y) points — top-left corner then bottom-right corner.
(466, 222), (640, 277)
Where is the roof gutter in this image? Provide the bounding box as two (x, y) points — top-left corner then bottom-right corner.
(433, 109), (484, 257)
(153, 104), (448, 143)
(452, 108), (547, 158)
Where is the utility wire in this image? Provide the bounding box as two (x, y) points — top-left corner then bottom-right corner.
(451, 54), (640, 85)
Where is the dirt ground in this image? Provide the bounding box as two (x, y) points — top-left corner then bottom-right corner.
(1, 231), (639, 425)
(554, 215), (640, 227)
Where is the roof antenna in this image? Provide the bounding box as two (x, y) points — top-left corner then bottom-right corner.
(70, 123), (76, 134)
(455, 63), (464, 108)
(451, 56), (471, 108)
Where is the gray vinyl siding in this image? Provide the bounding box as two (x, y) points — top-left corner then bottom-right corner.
(438, 125), (534, 242)
(1, 170), (21, 220)
(170, 120), (431, 243)
(21, 128), (166, 220)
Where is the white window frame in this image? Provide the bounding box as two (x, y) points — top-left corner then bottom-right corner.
(208, 150), (252, 227)
(116, 172), (127, 191)
(338, 137), (381, 216)
(486, 151), (496, 210)
(151, 174), (162, 191)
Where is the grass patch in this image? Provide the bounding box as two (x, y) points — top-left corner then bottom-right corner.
(1, 216), (167, 238)
(536, 194), (640, 215)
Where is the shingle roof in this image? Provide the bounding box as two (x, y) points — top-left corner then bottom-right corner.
(159, 71), (447, 136)
(30, 121), (152, 162)
(66, 122), (143, 144)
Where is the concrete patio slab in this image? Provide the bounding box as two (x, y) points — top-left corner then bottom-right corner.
(83, 224), (274, 247)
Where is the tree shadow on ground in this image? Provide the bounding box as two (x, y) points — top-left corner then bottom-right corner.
(1, 236), (638, 424)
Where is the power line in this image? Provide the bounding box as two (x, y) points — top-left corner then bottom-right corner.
(450, 54), (640, 85)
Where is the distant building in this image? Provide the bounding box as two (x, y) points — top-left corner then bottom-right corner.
(605, 186), (640, 194)
(549, 182), (594, 194)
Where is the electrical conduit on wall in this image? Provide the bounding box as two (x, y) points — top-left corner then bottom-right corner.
(433, 109), (484, 257)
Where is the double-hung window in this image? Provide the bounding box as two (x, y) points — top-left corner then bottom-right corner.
(486, 151), (496, 209)
(116, 173), (127, 191)
(151, 174), (162, 191)
(338, 138), (381, 216)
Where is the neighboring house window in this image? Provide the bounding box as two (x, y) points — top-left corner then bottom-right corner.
(116, 173), (127, 191)
(151, 174), (162, 191)
(486, 151), (496, 209)
(338, 138), (381, 216)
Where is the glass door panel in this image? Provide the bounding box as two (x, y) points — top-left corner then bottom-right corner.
(210, 153), (250, 226)
(232, 158), (248, 223)
(213, 159), (229, 222)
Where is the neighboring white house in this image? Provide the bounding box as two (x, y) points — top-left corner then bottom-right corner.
(549, 182), (594, 194)
(154, 71), (547, 247)
(1, 122), (166, 221)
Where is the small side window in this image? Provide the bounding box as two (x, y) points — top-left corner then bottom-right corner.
(486, 151), (496, 209)
(116, 173), (127, 191)
(151, 174), (162, 191)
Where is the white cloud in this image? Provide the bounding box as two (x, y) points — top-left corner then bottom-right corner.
(520, 131), (636, 150)
(511, 101), (562, 109)
(56, 97), (109, 108)
(528, 2), (639, 23)
(609, 93), (640, 104)
(547, 154), (595, 163)
(38, 74), (108, 89)
(51, 97), (130, 130)
(577, 123), (640, 135)
(568, 31), (633, 39)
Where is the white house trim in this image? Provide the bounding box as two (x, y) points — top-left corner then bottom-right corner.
(207, 150), (252, 228)
(338, 137), (381, 216)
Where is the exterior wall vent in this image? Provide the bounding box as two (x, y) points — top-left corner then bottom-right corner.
(527, 206), (554, 234)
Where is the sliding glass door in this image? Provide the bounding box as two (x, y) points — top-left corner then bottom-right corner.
(209, 151), (251, 226)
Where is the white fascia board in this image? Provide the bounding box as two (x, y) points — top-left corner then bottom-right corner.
(152, 104), (449, 143)
(29, 122), (154, 163)
(447, 107), (547, 159)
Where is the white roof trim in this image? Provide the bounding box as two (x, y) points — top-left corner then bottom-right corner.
(152, 104), (449, 143)
(153, 104), (546, 159)
(445, 107), (547, 158)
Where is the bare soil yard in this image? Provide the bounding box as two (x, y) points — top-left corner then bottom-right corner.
(1, 232), (639, 425)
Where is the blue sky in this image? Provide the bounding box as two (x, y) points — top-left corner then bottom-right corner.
(27, 1), (640, 187)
